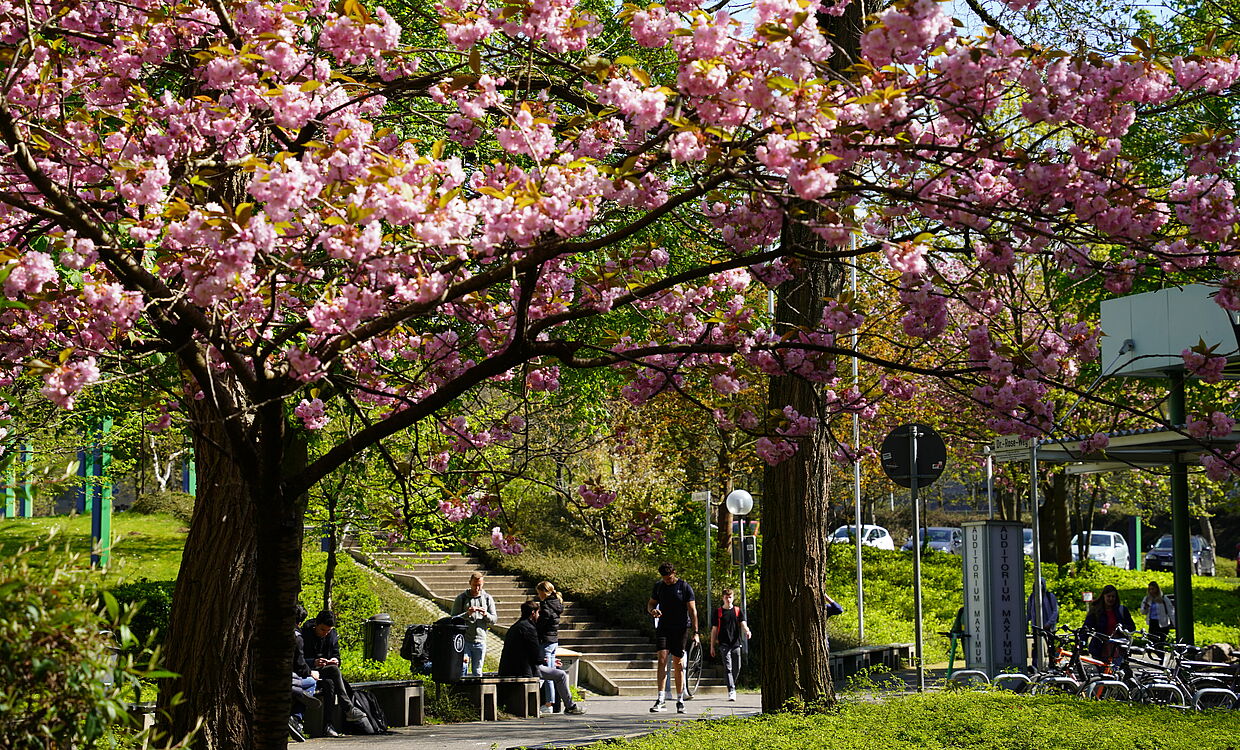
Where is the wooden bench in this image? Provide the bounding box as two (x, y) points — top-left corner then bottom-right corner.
(442, 675), (541, 720)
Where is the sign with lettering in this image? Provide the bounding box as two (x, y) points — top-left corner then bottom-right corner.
(961, 521), (1027, 675)
(991, 434), (1033, 463)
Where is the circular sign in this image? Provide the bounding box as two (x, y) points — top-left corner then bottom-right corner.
(880, 424), (947, 489)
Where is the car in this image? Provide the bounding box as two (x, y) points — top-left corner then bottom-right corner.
(829, 524), (896, 550)
(1023, 528), (1034, 556)
(901, 527), (963, 554)
(1144, 534), (1216, 576)
(1070, 531), (1131, 568)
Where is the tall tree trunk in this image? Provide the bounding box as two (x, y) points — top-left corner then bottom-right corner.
(717, 436), (734, 553)
(158, 407), (259, 747)
(759, 217), (844, 712)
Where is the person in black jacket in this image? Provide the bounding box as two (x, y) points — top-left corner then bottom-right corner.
(300, 610), (365, 725)
(535, 581), (563, 712)
(498, 600), (585, 715)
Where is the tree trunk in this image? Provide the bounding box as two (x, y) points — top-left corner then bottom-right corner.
(759, 217), (843, 712)
(717, 438), (734, 554)
(157, 398), (306, 750)
(158, 408), (259, 748)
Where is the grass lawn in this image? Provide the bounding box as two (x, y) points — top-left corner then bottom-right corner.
(0, 512), (187, 583)
(603, 692), (1240, 750)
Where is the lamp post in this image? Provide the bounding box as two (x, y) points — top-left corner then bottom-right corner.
(725, 489), (754, 653)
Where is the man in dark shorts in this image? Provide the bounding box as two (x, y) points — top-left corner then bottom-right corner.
(647, 561), (698, 713)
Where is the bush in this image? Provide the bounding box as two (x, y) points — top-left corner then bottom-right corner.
(0, 543), (191, 749)
(300, 547), (383, 649)
(109, 580), (176, 650)
(129, 490), (195, 523)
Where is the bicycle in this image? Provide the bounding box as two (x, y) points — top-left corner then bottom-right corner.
(684, 637), (704, 697)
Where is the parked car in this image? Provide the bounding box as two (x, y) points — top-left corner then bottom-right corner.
(901, 527), (963, 554)
(829, 524), (896, 550)
(1144, 534), (1216, 576)
(1023, 528), (1033, 556)
(1070, 531), (1131, 568)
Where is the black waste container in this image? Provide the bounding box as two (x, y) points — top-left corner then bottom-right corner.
(362, 613), (393, 662)
(429, 616), (469, 683)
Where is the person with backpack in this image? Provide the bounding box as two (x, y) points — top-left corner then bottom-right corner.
(647, 561), (698, 714)
(709, 588), (750, 701)
(301, 610), (367, 731)
(451, 573), (497, 676)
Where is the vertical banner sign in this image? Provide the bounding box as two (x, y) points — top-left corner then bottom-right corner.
(2, 460), (14, 518)
(961, 521), (1027, 675)
(90, 418), (114, 568)
(19, 443), (33, 517)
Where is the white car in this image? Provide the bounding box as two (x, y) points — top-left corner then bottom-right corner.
(1023, 528), (1034, 556)
(1071, 531), (1131, 568)
(829, 524), (896, 550)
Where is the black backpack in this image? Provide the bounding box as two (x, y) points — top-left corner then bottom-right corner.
(400, 624), (431, 665)
(345, 689), (387, 735)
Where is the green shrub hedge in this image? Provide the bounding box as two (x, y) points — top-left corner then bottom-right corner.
(604, 692), (1240, 750)
(109, 579), (176, 649)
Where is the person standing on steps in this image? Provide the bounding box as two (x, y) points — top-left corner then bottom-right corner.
(709, 588), (750, 702)
(451, 572), (497, 677)
(535, 581), (563, 713)
(647, 561), (698, 714)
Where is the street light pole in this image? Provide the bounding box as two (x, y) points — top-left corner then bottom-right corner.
(725, 489), (754, 654)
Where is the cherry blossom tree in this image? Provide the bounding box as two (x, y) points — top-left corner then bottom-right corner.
(1, 0), (1239, 744)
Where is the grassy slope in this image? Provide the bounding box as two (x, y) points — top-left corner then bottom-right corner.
(0, 512), (186, 583)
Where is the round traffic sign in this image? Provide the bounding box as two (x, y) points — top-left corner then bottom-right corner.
(880, 424), (947, 489)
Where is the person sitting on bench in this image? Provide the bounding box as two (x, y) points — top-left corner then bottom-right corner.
(290, 604), (319, 739)
(301, 609), (366, 727)
(498, 600), (585, 716)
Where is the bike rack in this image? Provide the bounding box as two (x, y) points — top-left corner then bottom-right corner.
(1078, 678), (1130, 701)
(948, 669), (990, 688)
(1031, 675), (1079, 695)
(1191, 687), (1237, 711)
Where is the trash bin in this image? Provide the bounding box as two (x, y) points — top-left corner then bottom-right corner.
(363, 613), (393, 662)
(429, 616), (469, 683)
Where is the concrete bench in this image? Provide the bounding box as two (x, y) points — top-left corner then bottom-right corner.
(829, 643), (913, 681)
(444, 675), (542, 720)
(353, 679), (425, 727)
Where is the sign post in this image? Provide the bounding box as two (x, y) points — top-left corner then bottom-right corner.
(881, 424), (946, 692)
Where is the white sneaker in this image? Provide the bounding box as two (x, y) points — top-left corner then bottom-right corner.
(650, 700), (667, 713)
(727, 690), (737, 701)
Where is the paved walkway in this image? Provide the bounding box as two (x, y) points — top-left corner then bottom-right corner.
(307, 692), (762, 750)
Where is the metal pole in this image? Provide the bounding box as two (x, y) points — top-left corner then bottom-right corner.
(1030, 444), (1045, 667)
(1135, 516), (1143, 572)
(1168, 372), (1194, 642)
(705, 492), (712, 633)
(738, 516), (749, 655)
(851, 253), (865, 644)
(910, 426), (924, 692)
(986, 451), (994, 520)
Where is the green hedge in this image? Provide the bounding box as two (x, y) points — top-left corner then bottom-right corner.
(604, 692), (1240, 750)
(108, 579), (176, 649)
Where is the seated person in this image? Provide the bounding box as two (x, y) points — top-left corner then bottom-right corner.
(290, 604), (318, 737)
(498, 600), (585, 715)
(300, 609), (366, 725)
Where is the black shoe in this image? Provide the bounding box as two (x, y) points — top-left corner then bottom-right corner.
(324, 723), (342, 738)
(676, 701), (686, 713)
(288, 717), (306, 742)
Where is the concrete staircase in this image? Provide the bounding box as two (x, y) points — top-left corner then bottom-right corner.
(357, 549), (729, 696)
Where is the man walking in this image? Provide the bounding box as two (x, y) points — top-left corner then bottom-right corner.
(709, 588), (750, 701)
(451, 572), (497, 676)
(647, 561), (698, 714)
(498, 600), (586, 715)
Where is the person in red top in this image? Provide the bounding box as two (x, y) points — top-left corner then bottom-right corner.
(1083, 584), (1135, 662)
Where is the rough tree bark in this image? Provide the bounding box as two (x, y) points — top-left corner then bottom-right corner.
(759, 217), (844, 712)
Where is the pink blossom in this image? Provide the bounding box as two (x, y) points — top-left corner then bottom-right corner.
(4, 252), (57, 296)
(577, 483), (617, 509)
(526, 366), (561, 392)
(41, 357), (100, 409)
(491, 527), (524, 555)
(756, 436), (798, 465)
(1182, 348), (1227, 384)
(1078, 433), (1110, 454)
(294, 398), (330, 430)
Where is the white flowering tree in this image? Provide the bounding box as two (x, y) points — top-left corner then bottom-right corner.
(1, 0), (1239, 744)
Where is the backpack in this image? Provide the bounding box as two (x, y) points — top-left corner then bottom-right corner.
(716, 606), (740, 624)
(400, 624), (431, 665)
(345, 689), (387, 735)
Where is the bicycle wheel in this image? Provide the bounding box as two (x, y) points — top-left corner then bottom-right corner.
(685, 639), (704, 697)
